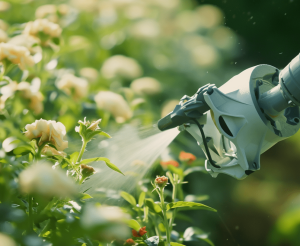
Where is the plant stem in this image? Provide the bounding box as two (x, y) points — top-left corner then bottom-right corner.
(169, 174), (178, 231)
(28, 195), (33, 232)
(76, 140), (87, 163)
(159, 188), (171, 246)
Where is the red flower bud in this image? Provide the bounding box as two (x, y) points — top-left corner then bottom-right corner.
(179, 151), (196, 164)
(132, 226), (147, 237)
(160, 160), (179, 168)
(124, 238), (136, 245)
(139, 226), (147, 236)
(155, 176), (168, 188)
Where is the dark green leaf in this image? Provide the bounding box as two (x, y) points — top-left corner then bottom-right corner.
(166, 201), (216, 212)
(120, 191), (136, 206)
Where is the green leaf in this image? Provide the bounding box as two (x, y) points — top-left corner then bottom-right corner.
(166, 171), (174, 185)
(80, 157), (124, 175)
(166, 201), (216, 212)
(144, 199), (163, 218)
(183, 166), (205, 176)
(138, 192), (146, 207)
(97, 131), (111, 138)
(80, 157), (109, 164)
(120, 191), (136, 206)
(79, 193), (93, 200)
(105, 160), (124, 175)
(127, 219), (141, 231)
(170, 243), (186, 246)
(143, 206), (149, 222)
(13, 145), (34, 155)
(70, 152), (79, 164)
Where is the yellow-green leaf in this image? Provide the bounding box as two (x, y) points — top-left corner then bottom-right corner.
(166, 201), (216, 212)
(127, 219), (140, 231)
(170, 243), (186, 246)
(138, 192), (146, 207)
(120, 191), (136, 206)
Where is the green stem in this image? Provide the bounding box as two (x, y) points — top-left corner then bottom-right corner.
(169, 174), (178, 231)
(28, 195), (33, 232)
(76, 140), (87, 164)
(160, 188), (171, 246)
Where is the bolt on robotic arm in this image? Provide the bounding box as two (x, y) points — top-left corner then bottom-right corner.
(158, 54), (300, 180)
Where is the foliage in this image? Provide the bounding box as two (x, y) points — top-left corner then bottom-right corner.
(0, 0), (239, 245)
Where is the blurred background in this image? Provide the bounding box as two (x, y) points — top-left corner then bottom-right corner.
(1, 0), (300, 245)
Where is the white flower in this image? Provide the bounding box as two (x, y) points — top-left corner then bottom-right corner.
(57, 73), (88, 100)
(130, 19), (160, 39)
(0, 81), (18, 110)
(100, 55), (142, 80)
(195, 5), (224, 28)
(35, 4), (71, 23)
(41, 145), (67, 157)
(0, 1), (10, 12)
(19, 162), (76, 198)
(94, 91), (132, 123)
(35, 4), (58, 23)
(0, 233), (16, 246)
(70, 0), (99, 12)
(17, 81), (44, 114)
(0, 81), (43, 114)
(24, 119), (68, 151)
(0, 19), (8, 30)
(8, 35), (40, 54)
(79, 67), (99, 82)
(191, 44), (220, 68)
(23, 19), (62, 40)
(0, 29), (7, 42)
(0, 43), (35, 70)
(130, 77), (161, 95)
(81, 203), (130, 241)
(210, 26), (237, 51)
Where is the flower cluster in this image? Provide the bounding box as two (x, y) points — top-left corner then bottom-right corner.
(94, 91), (132, 123)
(57, 73), (88, 100)
(24, 119), (68, 151)
(0, 43), (35, 70)
(0, 81), (43, 114)
(19, 162), (76, 198)
(23, 19), (62, 44)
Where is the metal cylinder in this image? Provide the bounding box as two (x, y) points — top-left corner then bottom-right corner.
(280, 53), (300, 106)
(258, 54), (300, 116)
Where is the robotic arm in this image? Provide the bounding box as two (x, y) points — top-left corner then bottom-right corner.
(158, 54), (300, 180)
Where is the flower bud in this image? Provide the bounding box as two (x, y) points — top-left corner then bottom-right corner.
(160, 160), (179, 168)
(179, 151), (196, 164)
(132, 226), (147, 238)
(124, 238), (136, 245)
(155, 176), (168, 189)
(80, 164), (95, 178)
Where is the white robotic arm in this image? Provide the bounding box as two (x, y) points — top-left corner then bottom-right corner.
(158, 54), (300, 180)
